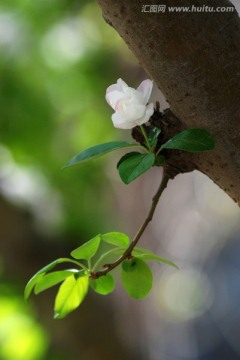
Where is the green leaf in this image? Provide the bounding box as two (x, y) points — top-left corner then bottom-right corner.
(117, 152), (142, 169)
(132, 246), (178, 269)
(118, 153), (155, 184)
(155, 154), (165, 167)
(71, 235), (101, 260)
(121, 258), (153, 299)
(24, 258), (79, 300)
(162, 129), (215, 152)
(54, 274), (89, 319)
(90, 274), (115, 295)
(64, 142), (139, 168)
(92, 247), (127, 271)
(101, 232), (130, 247)
(148, 127), (161, 147)
(24, 273), (44, 301)
(34, 270), (80, 294)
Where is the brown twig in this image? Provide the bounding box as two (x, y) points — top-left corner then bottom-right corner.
(91, 170), (170, 279)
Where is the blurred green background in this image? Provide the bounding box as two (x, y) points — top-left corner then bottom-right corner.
(0, 0), (139, 239)
(1, 1), (240, 360)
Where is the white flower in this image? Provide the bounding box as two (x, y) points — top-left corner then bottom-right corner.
(105, 78), (154, 129)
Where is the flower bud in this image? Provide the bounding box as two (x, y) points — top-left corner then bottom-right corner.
(106, 78), (154, 129)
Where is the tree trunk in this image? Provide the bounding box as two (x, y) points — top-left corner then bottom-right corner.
(96, 0), (240, 205)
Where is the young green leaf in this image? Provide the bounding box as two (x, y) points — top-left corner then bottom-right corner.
(63, 142), (139, 168)
(92, 247), (127, 272)
(121, 258), (153, 299)
(54, 274), (89, 319)
(24, 258), (80, 300)
(24, 273), (45, 301)
(118, 153), (155, 184)
(71, 235), (101, 260)
(132, 246), (178, 269)
(34, 269), (80, 294)
(101, 232), (130, 247)
(90, 274), (115, 295)
(162, 129), (215, 152)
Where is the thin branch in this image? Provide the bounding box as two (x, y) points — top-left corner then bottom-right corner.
(91, 170), (170, 279)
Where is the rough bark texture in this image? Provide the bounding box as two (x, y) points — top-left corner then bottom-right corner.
(96, 0), (240, 205)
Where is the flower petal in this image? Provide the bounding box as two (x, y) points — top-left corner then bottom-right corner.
(117, 78), (129, 90)
(137, 79), (153, 104)
(112, 112), (135, 129)
(106, 78), (154, 129)
(134, 103), (154, 126)
(145, 102), (154, 118)
(106, 78), (127, 93)
(105, 90), (125, 109)
(124, 104), (146, 121)
(106, 84), (119, 94)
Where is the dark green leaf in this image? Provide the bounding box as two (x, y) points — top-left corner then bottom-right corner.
(118, 153), (155, 184)
(24, 258), (79, 300)
(148, 127), (161, 147)
(101, 232), (130, 247)
(162, 129), (215, 152)
(34, 269), (80, 294)
(71, 235), (101, 260)
(155, 155), (165, 167)
(117, 152), (142, 169)
(54, 275), (89, 319)
(121, 258), (153, 299)
(90, 274), (115, 295)
(64, 142), (139, 168)
(132, 246), (178, 269)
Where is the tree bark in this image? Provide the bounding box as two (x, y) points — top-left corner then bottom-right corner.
(96, 0), (240, 205)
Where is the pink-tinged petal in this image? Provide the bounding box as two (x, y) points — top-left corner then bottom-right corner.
(105, 90), (125, 109)
(106, 78), (128, 95)
(137, 79), (153, 104)
(115, 99), (123, 111)
(106, 84), (119, 94)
